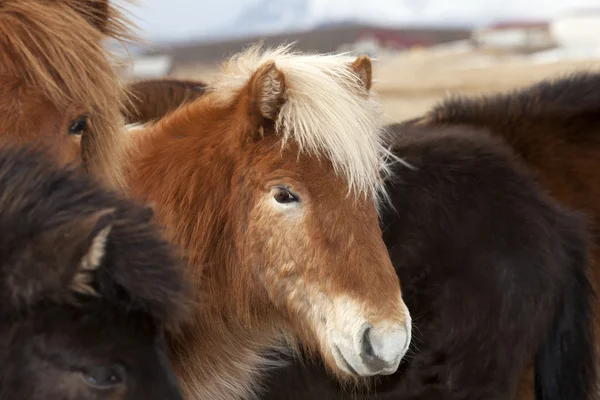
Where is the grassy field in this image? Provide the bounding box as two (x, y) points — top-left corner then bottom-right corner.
(165, 43), (600, 124)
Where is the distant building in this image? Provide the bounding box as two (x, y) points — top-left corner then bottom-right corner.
(121, 55), (173, 80)
(338, 30), (434, 56)
(132, 23), (471, 78)
(472, 20), (555, 54)
(550, 8), (600, 58)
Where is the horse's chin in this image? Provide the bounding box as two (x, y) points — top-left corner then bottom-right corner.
(318, 349), (374, 391)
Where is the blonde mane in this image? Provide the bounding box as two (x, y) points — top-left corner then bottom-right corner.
(0, 0), (137, 188)
(209, 44), (397, 203)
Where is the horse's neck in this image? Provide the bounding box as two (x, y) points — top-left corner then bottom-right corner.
(169, 311), (287, 400)
(123, 116), (236, 264)
(122, 118), (289, 398)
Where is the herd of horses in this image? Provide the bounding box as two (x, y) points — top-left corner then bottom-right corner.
(1, 1), (599, 399)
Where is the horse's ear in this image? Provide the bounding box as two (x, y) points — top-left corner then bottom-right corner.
(69, 209), (115, 296)
(43, 208), (115, 298)
(246, 60), (286, 123)
(71, 228), (113, 296)
(0, 209), (115, 312)
(73, 0), (111, 34)
(350, 56), (373, 92)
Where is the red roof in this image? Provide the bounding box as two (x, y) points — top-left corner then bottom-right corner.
(484, 20), (548, 31)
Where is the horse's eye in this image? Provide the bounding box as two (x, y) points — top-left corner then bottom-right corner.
(81, 364), (126, 389)
(68, 115), (89, 136)
(274, 187), (299, 204)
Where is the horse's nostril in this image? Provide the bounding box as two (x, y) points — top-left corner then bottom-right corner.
(361, 327), (375, 358)
(358, 325), (389, 373)
(357, 323), (407, 374)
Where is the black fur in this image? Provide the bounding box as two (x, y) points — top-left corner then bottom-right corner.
(0, 143), (192, 400)
(406, 71), (600, 400)
(423, 71), (600, 124)
(534, 234), (595, 400)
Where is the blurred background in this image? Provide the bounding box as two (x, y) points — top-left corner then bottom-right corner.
(113, 0), (600, 123)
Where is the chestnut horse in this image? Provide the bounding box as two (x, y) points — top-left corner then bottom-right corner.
(121, 45), (412, 399)
(0, 0), (132, 187)
(0, 143), (191, 400)
(124, 74), (598, 399)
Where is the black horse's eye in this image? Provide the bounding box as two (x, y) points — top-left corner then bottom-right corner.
(68, 115), (89, 136)
(81, 364), (126, 389)
(274, 187), (299, 204)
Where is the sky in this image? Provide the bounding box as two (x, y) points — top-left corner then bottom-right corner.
(122, 0), (600, 42)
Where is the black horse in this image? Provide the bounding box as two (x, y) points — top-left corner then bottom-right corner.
(0, 143), (193, 400)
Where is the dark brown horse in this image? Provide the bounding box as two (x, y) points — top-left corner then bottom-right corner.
(123, 72), (598, 399)
(124, 78), (206, 125)
(0, 143), (192, 400)
(399, 71), (600, 399)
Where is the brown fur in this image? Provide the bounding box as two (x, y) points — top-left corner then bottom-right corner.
(0, 0), (135, 187)
(122, 49), (409, 399)
(124, 78), (207, 125)
(351, 56), (373, 92)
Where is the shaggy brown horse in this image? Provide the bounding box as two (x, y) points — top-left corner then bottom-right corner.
(0, 0), (132, 187)
(121, 45), (412, 399)
(124, 73), (598, 399)
(124, 78), (206, 124)
(0, 143), (192, 400)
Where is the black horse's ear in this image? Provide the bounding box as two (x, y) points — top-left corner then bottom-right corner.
(72, 0), (111, 34)
(0, 209), (115, 312)
(70, 214), (114, 297)
(43, 208), (116, 298)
